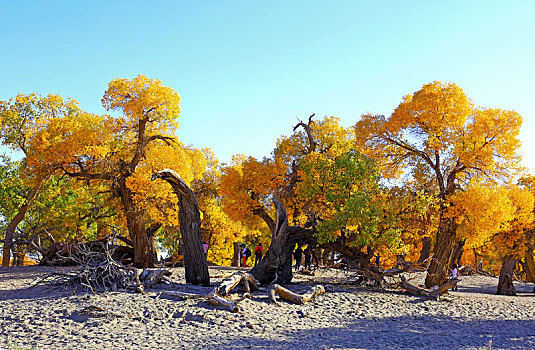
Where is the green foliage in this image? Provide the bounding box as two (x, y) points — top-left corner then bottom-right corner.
(298, 149), (399, 247)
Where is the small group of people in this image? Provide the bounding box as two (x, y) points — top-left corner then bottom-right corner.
(293, 244), (312, 271)
(240, 243), (263, 267)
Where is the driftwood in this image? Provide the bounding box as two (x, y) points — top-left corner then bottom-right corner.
(217, 272), (259, 296)
(161, 272), (261, 312)
(268, 284), (325, 305)
(357, 256), (434, 288)
(162, 270), (326, 311)
(399, 276), (460, 300)
(160, 290), (242, 312)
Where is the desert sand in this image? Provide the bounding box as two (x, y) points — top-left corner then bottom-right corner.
(1, 265), (534, 350)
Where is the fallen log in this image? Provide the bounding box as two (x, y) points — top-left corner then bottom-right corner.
(160, 290), (241, 312)
(357, 256), (435, 288)
(399, 276), (459, 301)
(268, 284), (325, 305)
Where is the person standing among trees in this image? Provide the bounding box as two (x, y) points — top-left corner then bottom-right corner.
(254, 243), (263, 266)
(450, 263), (460, 291)
(375, 254), (381, 269)
(240, 244), (251, 267)
(303, 245), (312, 270)
(294, 245), (303, 271)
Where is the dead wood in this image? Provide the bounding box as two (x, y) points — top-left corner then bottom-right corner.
(399, 276), (459, 301)
(38, 238), (170, 293)
(217, 272), (259, 296)
(160, 290), (242, 312)
(268, 284), (325, 305)
(460, 264), (495, 277)
(37, 238), (134, 266)
(357, 256), (434, 288)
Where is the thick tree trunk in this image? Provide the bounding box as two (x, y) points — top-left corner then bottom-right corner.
(231, 242), (240, 267)
(2, 182), (43, 267)
(417, 236), (432, 263)
(248, 199), (316, 285)
(249, 199), (293, 284)
(497, 256), (517, 295)
(523, 245), (535, 283)
(450, 238), (466, 267)
(118, 180), (158, 268)
(425, 214), (458, 288)
(152, 169), (210, 286)
(13, 252), (26, 266)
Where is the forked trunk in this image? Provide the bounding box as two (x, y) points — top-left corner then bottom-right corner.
(249, 200), (294, 284)
(497, 256), (516, 296)
(425, 214), (457, 288)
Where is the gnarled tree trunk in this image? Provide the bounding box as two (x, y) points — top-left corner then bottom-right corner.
(425, 214), (458, 288)
(2, 181), (43, 267)
(497, 255), (516, 295)
(523, 244), (535, 283)
(231, 242), (240, 267)
(450, 238), (466, 267)
(249, 199), (294, 284)
(117, 179), (158, 268)
(152, 169), (210, 286)
(418, 236), (432, 263)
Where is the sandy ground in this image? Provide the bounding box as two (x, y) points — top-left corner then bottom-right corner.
(1, 266), (534, 350)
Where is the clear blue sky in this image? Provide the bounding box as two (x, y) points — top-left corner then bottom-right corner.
(1, 1), (534, 172)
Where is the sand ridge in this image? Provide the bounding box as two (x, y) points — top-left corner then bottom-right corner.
(1, 266), (534, 350)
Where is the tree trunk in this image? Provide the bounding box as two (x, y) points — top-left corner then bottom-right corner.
(13, 252), (26, 266)
(152, 169), (210, 286)
(425, 214), (458, 288)
(2, 182), (43, 267)
(248, 199), (313, 285)
(118, 180), (158, 268)
(417, 236), (432, 263)
(497, 256), (517, 296)
(450, 238), (465, 267)
(231, 242), (240, 267)
(523, 245), (535, 283)
(249, 199), (291, 284)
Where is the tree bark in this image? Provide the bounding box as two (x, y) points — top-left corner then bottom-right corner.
(450, 238), (466, 267)
(117, 179), (158, 268)
(231, 242), (240, 267)
(523, 244), (535, 283)
(425, 214), (458, 288)
(152, 169), (210, 286)
(2, 181), (43, 267)
(248, 199), (315, 285)
(497, 255), (517, 295)
(249, 199), (291, 284)
(417, 236), (432, 263)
